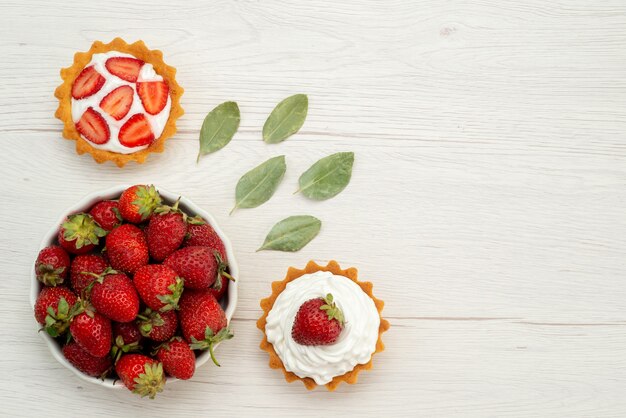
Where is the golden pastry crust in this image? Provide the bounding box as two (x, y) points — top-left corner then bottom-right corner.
(257, 260), (390, 391)
(54, 38), (184, 167)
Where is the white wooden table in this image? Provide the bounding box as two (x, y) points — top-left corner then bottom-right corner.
(1, 1), (625, 416)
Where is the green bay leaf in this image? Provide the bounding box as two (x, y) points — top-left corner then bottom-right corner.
(263, 94), (308, 144)
(231, 155), (286, 214)
(257, 215), (321, 252)
(197, 101), (240, 162)
(297, 152), (354, 200)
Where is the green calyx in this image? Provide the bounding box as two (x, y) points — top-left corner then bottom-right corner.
(37, 264), (66, 287)
(132, 362), (165, 399)
(154, 196), (185, 217)
(111, 335), (142, 364)
(189, 326), (234, 367)
(320, 293), (345, 326)
(44, 297), (82, 338)
(212, 251), (235, 292)
(186, 215), (206, 226)
(151, 336), (183, 356)
(156, 277), (184, 311)
(82, 267), (119, 298)
(62, 213), (107, 249)
(137, 309), (165, 337)
(132, 185), (162, 221)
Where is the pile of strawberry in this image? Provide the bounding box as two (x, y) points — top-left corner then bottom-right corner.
(73, 57), (169, 147)
(33, 184), (234, 399)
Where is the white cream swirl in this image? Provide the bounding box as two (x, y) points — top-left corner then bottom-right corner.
(265, 271), (380, 385)
(70, 51), (172, 154)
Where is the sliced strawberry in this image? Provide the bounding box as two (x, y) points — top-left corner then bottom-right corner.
(105, 57), (144, 82)
(71, 66), (105, 100)
(119, 114), (155, 147)
(137, 81), (169, 115)
(76, 108), (110, 144)
(99, 85), (134, 120)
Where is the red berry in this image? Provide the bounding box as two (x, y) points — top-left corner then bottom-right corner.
(137, 81), (169, 115)
(70, 311), (112, 358)
(35, 246), (70, 286)
(208, 275), (229, 301)
(113, 321), (142, 346)
(183, 219), (227, 260)
(137, 309), (178, 342)
(89, 200), (121, 231)
(63, 341), (112, 377)
(105, 224), (149, 274)
(105, 57), (144, 83)
(291, 293), (345, 346)
(115, 354), (165, 399)
(156, 338), (195, 380)
(99, 85), (133, 120)
(146, 201), (187, 262)
(119, 114), (155, 148)
(118, 185), (161, 224)
(112, 322), (143, 363)
(57, 213), (107, 255)
(71, 66), (105, 99)
(90, 270), (140, 323)
(164, 246), (233, 290)
(179, 289), (232, 366)
(75, 107), (110, 145)
(70, 254), (108, 294)
(34, 286), (78, 337)
(133, 265), (183, 311)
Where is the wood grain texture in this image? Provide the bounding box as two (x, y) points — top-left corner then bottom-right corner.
(1, 0), (626, 416)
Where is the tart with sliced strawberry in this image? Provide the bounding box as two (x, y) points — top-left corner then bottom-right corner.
(258, 260), (389, 391)
(55, 38), (184, 167)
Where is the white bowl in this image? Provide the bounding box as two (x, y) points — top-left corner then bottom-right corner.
(30, 185), (238, 389)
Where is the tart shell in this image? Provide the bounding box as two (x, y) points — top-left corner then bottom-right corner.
(54, 38), (184, 167)
(257, 260), (390, 391)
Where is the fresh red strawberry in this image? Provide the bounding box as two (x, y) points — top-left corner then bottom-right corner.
(58, 213), (107, 255)
(71, 66), (105, 99)
(63, 341), (112, 377)
(89, 200), (121, 231)
(183, 217), (227, 260)
(112, 322), (143, 363)
(113, 321), (143, 346)
(291, 293), (344, 346)
(70, 310), (112, 358)
(115, 354), (165, 399)
(34, 286), (78, 337)
(179, 289), (232, 366)
(133, 265), (183, 311)
(155, 338), (195, 380)
(137, 309), (178, 342)
(89, 269), (140, 323)
(118, 184), (162, 224)
(70, 254), (108, 294)
(105, 57), (144, 82)
(99, 85), (133, 120)
(105, 224), (149, 274)
(208, 275), (229, 301)
(146, 199), (187, 262)
(35, 246), (70, 286)
(164, 246), (234, 290)
(119, 114), (155, 147)
(183, 219), (231, 299)
(137, 81), (169, 115)
(75, 107), (110, 145)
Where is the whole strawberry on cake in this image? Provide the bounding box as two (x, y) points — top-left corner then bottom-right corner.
(54, 38), (184, 167)
(258, 260), (389, 391)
